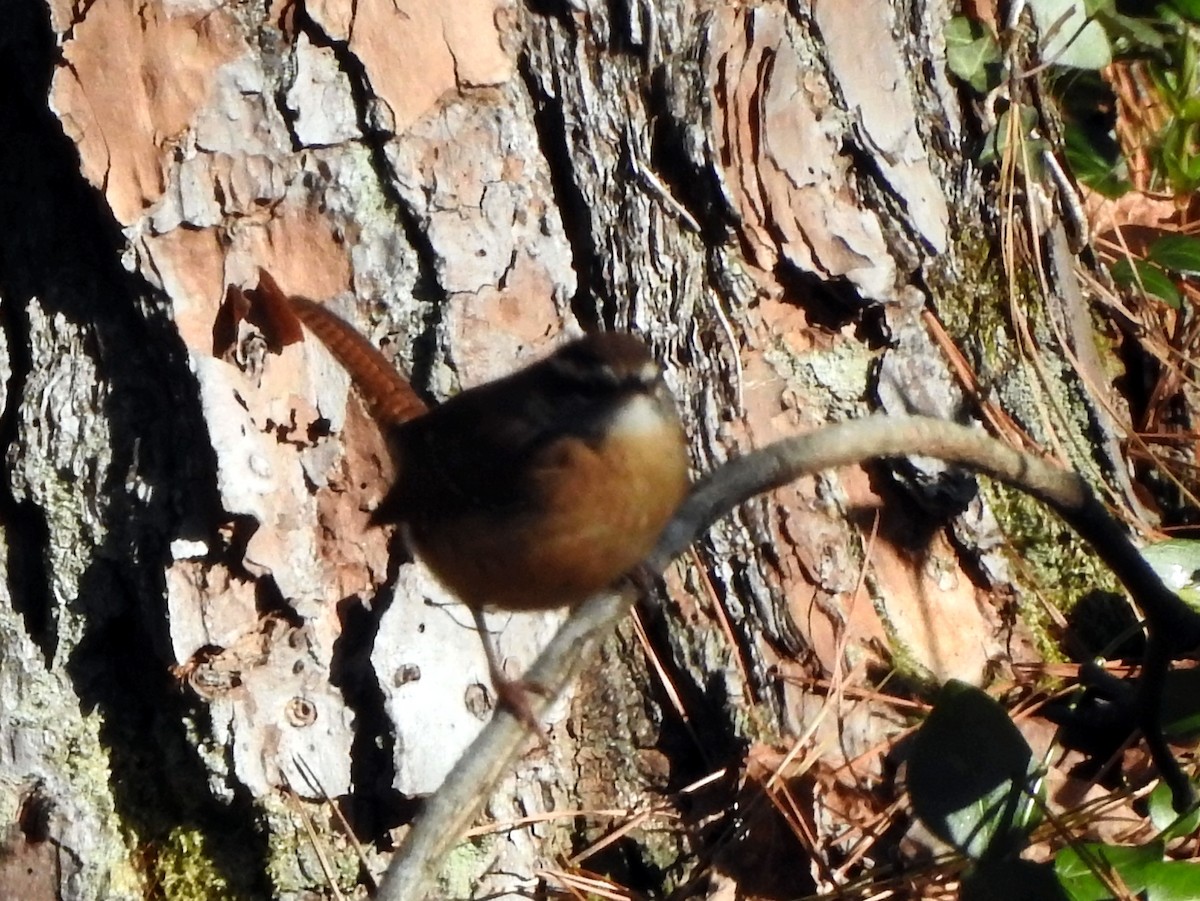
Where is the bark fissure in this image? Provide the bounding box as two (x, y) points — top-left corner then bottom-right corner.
(517, 48), (605, 331)
(288, 0), (448, 391)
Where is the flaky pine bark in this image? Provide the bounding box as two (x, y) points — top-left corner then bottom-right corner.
(0, 0), (1131, 898)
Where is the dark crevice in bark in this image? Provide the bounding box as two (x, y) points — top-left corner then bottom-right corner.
(842, 137), (937, 262)
(731, 552), (807, 664)
(634, 598), (744, 788)
(518, 50), (606, 332)
(603, 0), (660, 58)
(575, 834), (673, 894)
(281, 2), (446, 393)
(522, 0), (578, 27)
(1067, 589), (1145, 659)
(646, 73), (731, 248)
(1110, 321), (1200, 528)
(0, 301), (57, 664)
(255, 577), (306, 626)
(0, 3), (270, 891)
(705, 780), (819, 900)
(0, 0), (65, 665)
(868, 443), (980, 521)
(772, 262), (872, 329)
(630, 599), (823, 898)
(330, 587), (418, 846)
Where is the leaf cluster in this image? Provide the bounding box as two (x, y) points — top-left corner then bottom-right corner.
(910, 680), (1200, 901)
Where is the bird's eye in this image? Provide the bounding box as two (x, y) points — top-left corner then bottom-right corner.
(548, 334), (660, 396)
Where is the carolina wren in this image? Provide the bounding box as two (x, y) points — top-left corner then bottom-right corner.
(252, 271), (690, 722)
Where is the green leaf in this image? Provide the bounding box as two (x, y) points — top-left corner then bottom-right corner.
(1063, 122), (1131, 197)
(1180, 97), (1200, 122)
(1056, 841), (1161, 901)
(1110, 257), (1182, 307)
(1140, 538), (1200, 607)
(1167, 0), (1200, 25)
(1058, 841), (1200, 901)
(1148, 234), (1200, 275)
(1145, 861), (1200, 900)
(946, 16), (1004, 94)
(1093, 9), (1167, 52)
(979, 106), (1046, 171)
(1148, 779), (1200, 839)
(908, 681), (1038, 860)
(1158, 123), (1200, 193)
(981, 107), (1052, 176)
(1152, 65), (1189, 113)
(1030, 0), (1113, 69)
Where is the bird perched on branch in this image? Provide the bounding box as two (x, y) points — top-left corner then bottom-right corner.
(247, 269), (690, 729)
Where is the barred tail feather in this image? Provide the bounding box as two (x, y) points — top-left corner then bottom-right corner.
(255, 269), (427, 426)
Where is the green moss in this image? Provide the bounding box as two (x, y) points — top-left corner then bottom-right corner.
(763, 341), (873, 420)
(926, 224), (1026, 402)
(10, 674), (143, 896)
(438, 837), (498, 898)
(145, 827), (240, 901)
(872, 611), (942, 694)
(939, 229), (1121, 641)
(927, 224), (1126, 651)
(327, 144), (395, 231)
(260, 793), (359, 895)
(983, 481), (1120, 660)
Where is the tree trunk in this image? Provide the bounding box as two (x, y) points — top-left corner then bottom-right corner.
(0, 0), (1126, 898)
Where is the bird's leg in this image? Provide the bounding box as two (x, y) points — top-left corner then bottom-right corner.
(627, 561), (660, 596)
(470, 606), (551, 744)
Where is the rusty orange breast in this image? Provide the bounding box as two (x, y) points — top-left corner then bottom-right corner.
(410, 391), (689, 612)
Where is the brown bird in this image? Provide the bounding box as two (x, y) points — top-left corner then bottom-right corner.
(251, 270), (690, 726)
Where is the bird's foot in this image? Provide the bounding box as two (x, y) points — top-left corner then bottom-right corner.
(491, 674), (552, 746)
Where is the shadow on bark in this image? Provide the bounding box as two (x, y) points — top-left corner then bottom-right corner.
(331, 588), (422, 845)
(0, 3), (272, 893)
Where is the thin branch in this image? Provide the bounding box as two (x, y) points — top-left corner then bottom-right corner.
(377, 414), (1200, 900)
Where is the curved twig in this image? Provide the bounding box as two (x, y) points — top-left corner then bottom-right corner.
(377, 415), (1200, 900)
